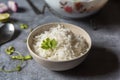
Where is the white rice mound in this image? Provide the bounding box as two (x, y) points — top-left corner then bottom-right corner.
(33, 24), (88, 61)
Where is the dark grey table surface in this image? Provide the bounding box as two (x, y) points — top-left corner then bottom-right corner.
(0, 0), (120, 80)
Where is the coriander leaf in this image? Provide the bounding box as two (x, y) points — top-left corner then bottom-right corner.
(1, 46), (33, 73)
(20, 24), (28, 29)
(41, 38), (57, 51)
(0, 61), (22, 73)
(41, 45), (49, 50)
(15, 66), (22, 71)
(48, 40), (52, 48)
(51, 39), (57, 49)
(24, 55), (32, 60)
(11, 56), (24, 60)
(5, 46), (15, 55)
(46, 38), (50, 41)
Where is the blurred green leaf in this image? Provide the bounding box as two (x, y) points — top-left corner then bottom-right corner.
(41, 38), (57, 51)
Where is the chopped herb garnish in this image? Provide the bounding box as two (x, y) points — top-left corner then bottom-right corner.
(14, 65), (22, 71)
(20, 24), (28, 29)
(11, 55), (24, 60)
(5, 46), (15, 55)
(24, 55), (32, 60)
(0, 61), (22, 72)
(41, 38), (57, 51)
(0, 46), (33, 73)
(11, 55), (32, 60)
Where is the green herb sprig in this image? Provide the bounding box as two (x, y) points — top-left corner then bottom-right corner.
(20, 24), (28, 29)
(11, 55), (32, 60)
(5, 46), (15, 55)
(41, 38), (57, 51)
(0, 46), (32, 73)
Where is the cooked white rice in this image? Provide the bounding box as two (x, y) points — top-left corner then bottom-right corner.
(33, 24), (88, 61)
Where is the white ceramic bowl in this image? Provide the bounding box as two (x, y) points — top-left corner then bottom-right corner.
(27, 22), (92, 71)
(45, 0), (108, 18)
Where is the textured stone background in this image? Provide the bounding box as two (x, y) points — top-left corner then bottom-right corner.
(0, 0), (120, 80)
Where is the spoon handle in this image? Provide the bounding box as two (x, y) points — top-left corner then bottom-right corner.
(26, 0), (41, 14)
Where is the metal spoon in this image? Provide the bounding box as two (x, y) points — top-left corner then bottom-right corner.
(0, 23), (15, 45)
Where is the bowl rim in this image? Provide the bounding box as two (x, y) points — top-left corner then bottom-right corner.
(27, 22), (92, 62)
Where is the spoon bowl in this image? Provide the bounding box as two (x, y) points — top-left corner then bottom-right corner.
(0, 23), (15, 45)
